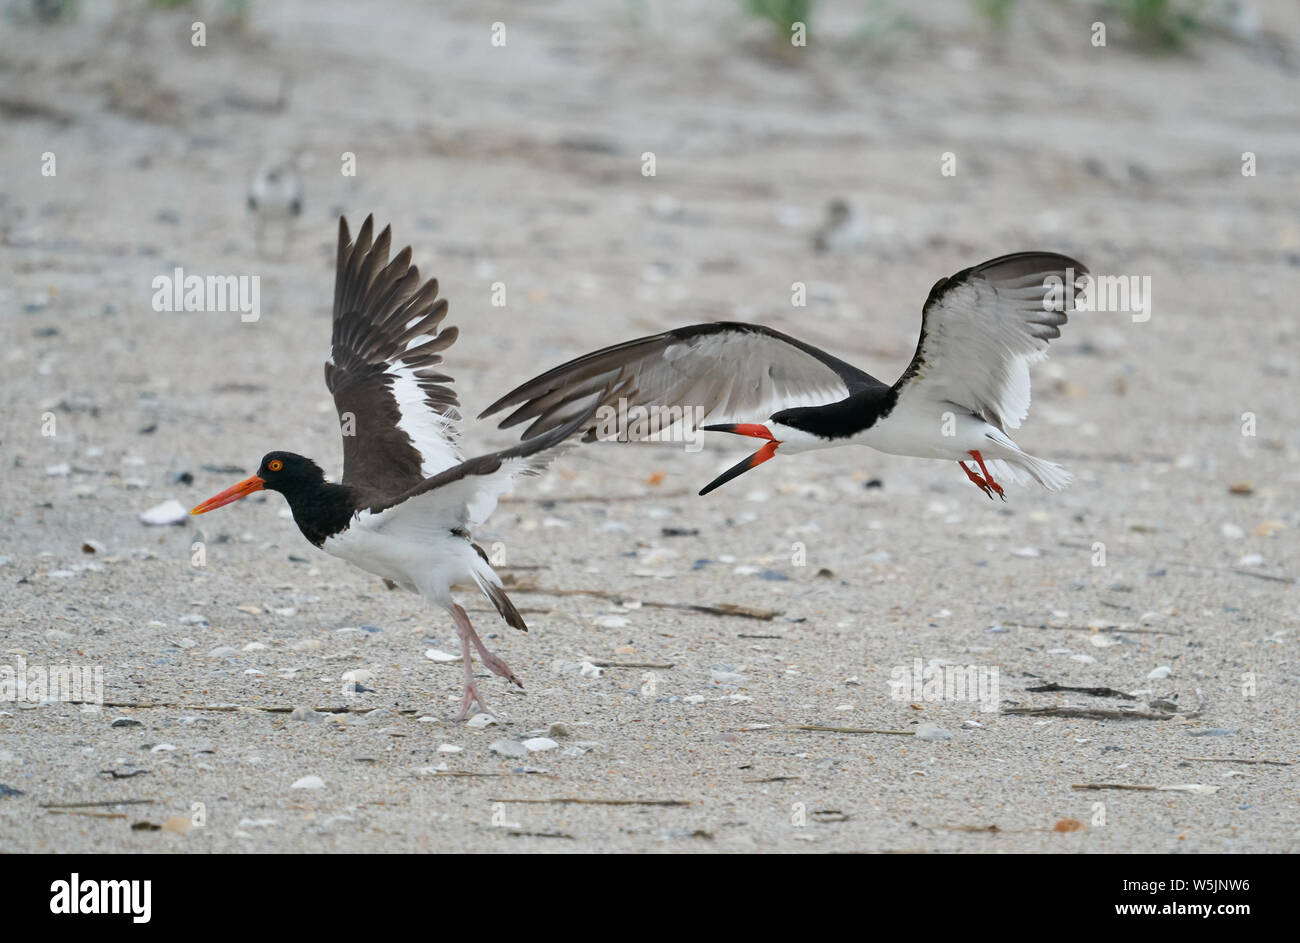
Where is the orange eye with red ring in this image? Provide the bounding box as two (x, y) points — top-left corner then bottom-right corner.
(268, 459), (283, 472)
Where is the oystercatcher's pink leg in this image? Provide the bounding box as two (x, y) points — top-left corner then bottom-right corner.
(959, 461), (994, 499)
(452, 608), (489, 720)
(969, 450), (1005, 501)
(450, 604), (521, 721)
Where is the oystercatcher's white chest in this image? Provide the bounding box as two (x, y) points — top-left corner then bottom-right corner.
(321, 513), (477, 601)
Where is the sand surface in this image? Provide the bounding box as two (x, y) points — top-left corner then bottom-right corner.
(1, 0), (1298, 852)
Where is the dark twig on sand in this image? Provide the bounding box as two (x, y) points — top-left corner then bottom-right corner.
(590, 660), (675, 669)
(1026, 682), (1137, 700)
(505, 582), (781, 620)
(41, 799), (155, 809)
(1003, 705), (1199, 721)
(489, 797), (689, 806)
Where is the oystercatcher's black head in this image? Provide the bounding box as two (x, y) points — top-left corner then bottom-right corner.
(190, 451), (326, 515)
(254, 451), (327, 495)
(191, 451), (355, 547)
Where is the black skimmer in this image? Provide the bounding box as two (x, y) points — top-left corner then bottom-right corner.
(192, 216), (588, 719)
(482, 252), (1086, 499)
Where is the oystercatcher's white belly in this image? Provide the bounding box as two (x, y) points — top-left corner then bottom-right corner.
(321, 517), (476, 596)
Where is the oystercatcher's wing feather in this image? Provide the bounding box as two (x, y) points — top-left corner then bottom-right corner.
(365, 412), (589, 535)
(325, 215), (462, 497)
(480, 322), (878, 440)
(893, 252), (1087, 431)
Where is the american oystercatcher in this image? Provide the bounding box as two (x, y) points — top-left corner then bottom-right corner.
(192, 216), (588, 719)
(482, 252), (1086, 499)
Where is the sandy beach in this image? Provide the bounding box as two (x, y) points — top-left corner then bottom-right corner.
(1, 0), (1297, 853)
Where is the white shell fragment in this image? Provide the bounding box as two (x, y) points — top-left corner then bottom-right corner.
(140, 499), (189, 526)
(489, 740), (528, 758)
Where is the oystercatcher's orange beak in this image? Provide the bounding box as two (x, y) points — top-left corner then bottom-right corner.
(191, 475), (265, 514)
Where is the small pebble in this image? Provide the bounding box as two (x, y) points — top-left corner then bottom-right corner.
(915, 723), (954, 742)
(291, 775), (325, 790)
(523, 737), (559, 752)
(1146, 665), (1173, 680)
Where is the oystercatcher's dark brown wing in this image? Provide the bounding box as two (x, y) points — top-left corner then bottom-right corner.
(325, 216), (462, 499)
(479, 322), (881, 440)
(893, 252), (1088, 431)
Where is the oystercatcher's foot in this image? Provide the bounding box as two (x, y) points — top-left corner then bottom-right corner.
(454, 604), (523, 689)
(457, 677), (490, 722)
(959, 460), (995, 499)
(450, 604), (521, 721)
(969, 450), (1005, 501)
